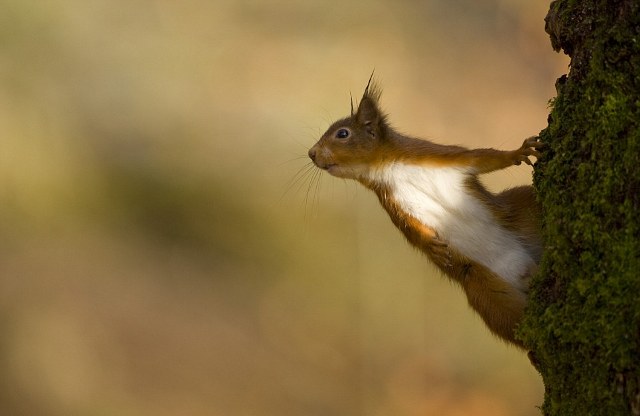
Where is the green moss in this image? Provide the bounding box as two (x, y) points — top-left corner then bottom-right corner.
(517, 0), (640, 414)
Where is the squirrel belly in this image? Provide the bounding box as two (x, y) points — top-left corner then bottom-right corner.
(363, 162), (538, 347)
(367, 162), (536, 291)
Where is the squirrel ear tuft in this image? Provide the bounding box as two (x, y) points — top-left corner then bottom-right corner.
(350, 92), (355, 117)
(356, 75), (384, 128)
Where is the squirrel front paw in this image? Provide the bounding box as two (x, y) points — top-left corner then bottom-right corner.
(512, 136), (543, 166)
(428, 237), (453, 268)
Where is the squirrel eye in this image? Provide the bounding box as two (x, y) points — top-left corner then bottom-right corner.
(335, 128), (350, 139)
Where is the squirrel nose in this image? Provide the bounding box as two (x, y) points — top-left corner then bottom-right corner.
(308, 148), (317, 162)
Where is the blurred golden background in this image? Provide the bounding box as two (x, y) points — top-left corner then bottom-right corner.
(0, 1), (567, 415)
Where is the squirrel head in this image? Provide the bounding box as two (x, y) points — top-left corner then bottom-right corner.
(308, 77), (391, 180)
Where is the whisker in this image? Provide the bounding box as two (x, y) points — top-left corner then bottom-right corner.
(279, 132), (327, 219)
(278, 155), (310, 168)
(312, 168), (323, 217)
(281, 162), (316, 201)
(288, 131), (318, 155)
(303, 168), (320, 218)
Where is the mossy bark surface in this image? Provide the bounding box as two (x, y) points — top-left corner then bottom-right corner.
(517, 0), (640, 415)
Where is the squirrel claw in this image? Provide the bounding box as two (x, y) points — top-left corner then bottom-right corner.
(432, 238), (448, 248)
(522, 136), (544, 147)
(513, 136), (543, 166)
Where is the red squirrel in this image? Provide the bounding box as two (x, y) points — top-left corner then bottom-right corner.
(308, 78), (543, 348)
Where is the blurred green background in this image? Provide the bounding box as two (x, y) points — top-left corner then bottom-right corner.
(0, 1), (567, 415)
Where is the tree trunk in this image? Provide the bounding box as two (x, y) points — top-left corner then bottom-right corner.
(517, 0), (640, 414)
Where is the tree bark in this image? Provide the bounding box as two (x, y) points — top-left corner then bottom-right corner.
(518, 0), (640, 414)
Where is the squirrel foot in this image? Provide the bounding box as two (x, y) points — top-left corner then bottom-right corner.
(512, 136), (544, 166)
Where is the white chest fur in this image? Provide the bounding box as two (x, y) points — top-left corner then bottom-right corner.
(369, 163), (534, 288)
